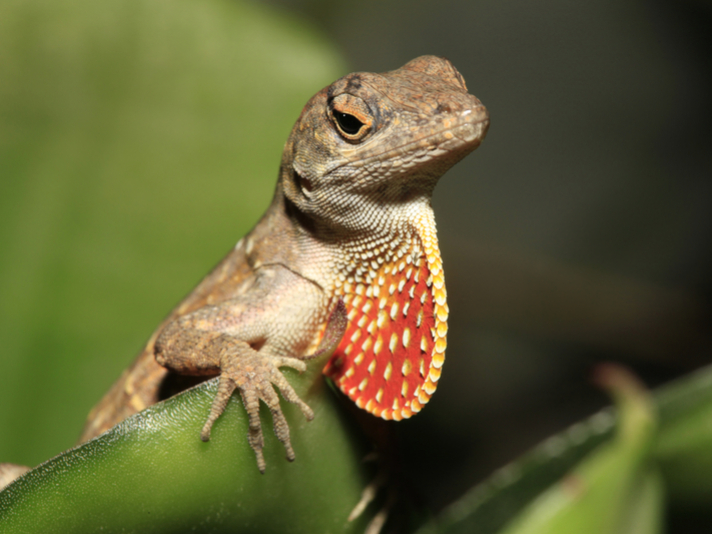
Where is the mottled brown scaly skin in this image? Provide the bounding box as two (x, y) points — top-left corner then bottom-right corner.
(78, 56), (489, 473)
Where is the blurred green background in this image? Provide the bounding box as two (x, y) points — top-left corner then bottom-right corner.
(1, 0), (711, 528)
(0, 0), (344, 464)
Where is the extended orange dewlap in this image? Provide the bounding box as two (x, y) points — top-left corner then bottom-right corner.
(323, 223), (447, 421)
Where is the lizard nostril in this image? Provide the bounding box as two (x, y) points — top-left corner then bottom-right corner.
(435, 103), (453, 114)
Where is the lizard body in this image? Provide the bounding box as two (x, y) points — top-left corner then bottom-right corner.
(79, 56), (489, 472)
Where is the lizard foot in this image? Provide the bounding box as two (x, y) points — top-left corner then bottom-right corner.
(200, 350), (313, 473)
(199, 301), (347, 473)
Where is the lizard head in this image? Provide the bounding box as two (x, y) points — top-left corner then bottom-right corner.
(280, 55), (489, 235)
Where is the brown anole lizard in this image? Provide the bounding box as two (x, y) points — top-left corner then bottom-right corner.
(70, 56), (488, 474)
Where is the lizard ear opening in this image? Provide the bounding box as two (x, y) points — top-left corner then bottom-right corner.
(293, 168), (313, 199)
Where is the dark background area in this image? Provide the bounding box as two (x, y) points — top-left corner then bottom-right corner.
(1, 0), (711, 525)
(262, 0), (712, 510)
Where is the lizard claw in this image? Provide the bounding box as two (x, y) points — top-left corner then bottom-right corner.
(200, 347), (312, 473)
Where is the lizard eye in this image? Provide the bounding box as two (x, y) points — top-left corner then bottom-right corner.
(330, 93), (373, 142)
(333, 111), (364, 136)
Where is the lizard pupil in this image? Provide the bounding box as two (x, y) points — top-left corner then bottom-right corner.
(333, 111), (364, 136)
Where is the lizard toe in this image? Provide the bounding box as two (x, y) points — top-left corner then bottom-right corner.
(239, 387), (267, 471)
(273, 356), (307, 373)
(201, 375), (237, 442)
(269, 366), (314, 421)
(256, 379), (296, 462)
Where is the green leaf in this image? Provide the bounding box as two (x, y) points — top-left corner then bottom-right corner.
(496, 366), (658, 534)
(620, 469), (664, 534)
(0, 361), (378, 533)
(417, 412), (615, 534)
(424, 364), (712, 534)
(654, 366), (712, 504)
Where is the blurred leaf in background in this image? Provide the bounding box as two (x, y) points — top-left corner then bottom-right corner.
(0, 0), (345, 468)
(417, 364), (712, 534)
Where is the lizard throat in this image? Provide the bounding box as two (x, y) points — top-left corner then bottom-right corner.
(322, 208), (447, 420)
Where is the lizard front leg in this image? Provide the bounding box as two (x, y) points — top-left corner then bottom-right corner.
(155, 324), (311, 472)
(154, 267), (346, 473)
